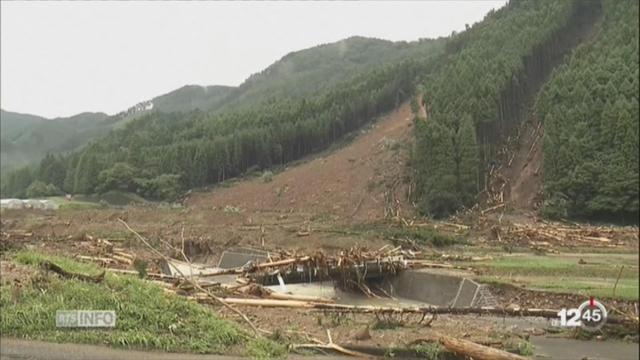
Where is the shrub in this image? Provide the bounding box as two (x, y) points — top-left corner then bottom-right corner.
(26, 180), (61, 198)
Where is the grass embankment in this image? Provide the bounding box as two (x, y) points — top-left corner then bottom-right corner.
(0, 250), (285, 358)
(468, 253), (639, 301)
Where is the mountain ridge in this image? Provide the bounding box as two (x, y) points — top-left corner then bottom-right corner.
(1, 36), (443, 173)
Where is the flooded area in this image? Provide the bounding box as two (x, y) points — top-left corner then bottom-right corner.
(266, 282), (429, 307)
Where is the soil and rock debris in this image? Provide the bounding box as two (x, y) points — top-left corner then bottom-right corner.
(1, 103), (638, 359)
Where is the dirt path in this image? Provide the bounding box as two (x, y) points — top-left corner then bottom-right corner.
(0, 338), (349, 360)
(0, 338), (242, 360)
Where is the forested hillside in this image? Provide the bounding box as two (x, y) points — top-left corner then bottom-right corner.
(412, 0), (602, 217)
(108, 37), (443, 120)
(0, 37), (442, 178)
(537, 0), (639, 222)
(216, 36), (443, 112)
(1, 38), (445, 199)
(151, 85), (234, 113)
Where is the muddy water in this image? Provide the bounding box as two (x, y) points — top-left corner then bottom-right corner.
(531, 337), (638, 360)
(266, 282), (427, 307)
(268, 283), (639, 360)
(484, 317), (639, 360)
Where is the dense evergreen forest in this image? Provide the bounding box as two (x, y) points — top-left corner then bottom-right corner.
(537, 0), (639, 222)
(412, 0), (604, 217)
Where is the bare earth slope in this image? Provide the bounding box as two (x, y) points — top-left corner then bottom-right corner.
(188, 102), (415, 222)
(502, 113), (544, 212)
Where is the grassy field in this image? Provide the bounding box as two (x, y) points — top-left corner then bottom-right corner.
(468, 253), (639, 301)
(0, 250), (285, 357)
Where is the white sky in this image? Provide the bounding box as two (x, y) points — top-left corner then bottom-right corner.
(1, 1), (506, 118)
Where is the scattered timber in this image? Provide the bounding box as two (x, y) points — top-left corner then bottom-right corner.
(440, 335), (527, 360)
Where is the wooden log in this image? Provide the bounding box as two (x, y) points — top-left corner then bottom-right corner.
(199, 256), (314, 278)
(440, 335), (526, 360)
(96, 238), (114, 252)
(75, 255), (117, 265)
(40, 261), (105, 283)
(482, 203), (505, 215)
(216, 298), (313, 308)
(113, 250), (136, 260)
(111, 254), (133, 265)
(268, 292), (334, 303)
(407, 260), (473, 271)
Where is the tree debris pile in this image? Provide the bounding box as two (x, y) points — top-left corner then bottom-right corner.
(72, 236), (141, 269)
(246, 246), (407, 294)
(503, 221), (638, 249)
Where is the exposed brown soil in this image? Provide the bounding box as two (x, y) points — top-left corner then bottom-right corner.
(490, 283), (638, 315)
(219, 305), (540, 353)
(187, 102), (415, 223)
(0, 260), (35, 285)
(503, 114), (544, 211)
(485, 110), (544, 216)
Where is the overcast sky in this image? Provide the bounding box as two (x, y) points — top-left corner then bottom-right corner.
(1, 1), (506, 118)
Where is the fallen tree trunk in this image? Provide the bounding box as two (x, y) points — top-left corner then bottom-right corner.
(40, 261), (105, 283)
(440, 335), (526, 360)
(111, 254), (133, 265)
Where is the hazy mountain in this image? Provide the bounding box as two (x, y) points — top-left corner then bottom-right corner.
(152, 85), (235, 113)
(1, 110), (110, 172)
(0, 110), (48, 141)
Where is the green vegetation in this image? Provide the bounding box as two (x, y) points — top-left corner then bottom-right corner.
(217, 36), (444, 113)
(504, 339), (535, 356)
(413, 342), (445, 360)
(413, 0), (600, 217)
(245, 337), (287, 359)
(1, 250), (254, 354)
(151, 85), (233, 114)
(471, 253), (639, 300)
(537, 0), (639, 222)
(26, 180), (61, 198)
(383, 227), (463, 247)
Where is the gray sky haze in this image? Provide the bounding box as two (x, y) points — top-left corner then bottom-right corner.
(1, 1), (506, 118)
